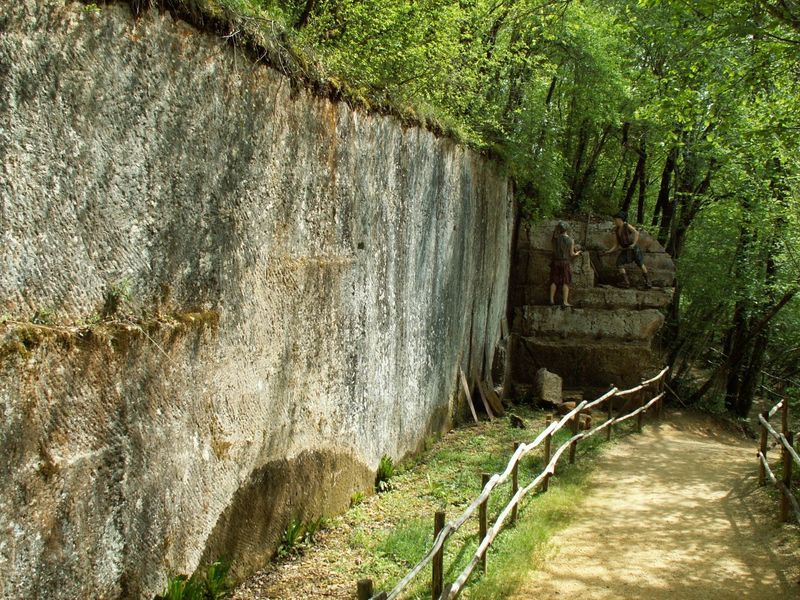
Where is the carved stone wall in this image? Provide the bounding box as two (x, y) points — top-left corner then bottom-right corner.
(0, 3), (514, 597)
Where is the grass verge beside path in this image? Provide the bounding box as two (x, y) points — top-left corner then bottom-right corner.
(233, 406), (642, 600)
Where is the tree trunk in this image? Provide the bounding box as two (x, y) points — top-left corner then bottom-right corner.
(734, 331), (768, 417)
(636, 138), (647, 224)
(723, 303), (748, 412)
(687, 285), (800, 405)
(295, 0), (317, 29)
(567, 121), (589, 210)
(652, 147), (677, 234)
(665, 163), (713, 258)
(573, 125), (611, 209)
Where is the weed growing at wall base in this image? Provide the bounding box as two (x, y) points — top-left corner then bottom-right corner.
(375, 454), (395, 493)
(154, 560), (232, 600)
(278, 519), (305, 558)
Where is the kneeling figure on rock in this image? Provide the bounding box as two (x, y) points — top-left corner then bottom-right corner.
(602, 210), (652, 289)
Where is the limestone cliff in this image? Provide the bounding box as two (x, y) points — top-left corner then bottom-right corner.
(0, 2), (514, 598)
(510, 220), (675, 390)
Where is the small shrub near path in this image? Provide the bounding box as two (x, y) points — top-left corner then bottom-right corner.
(232, 406), (624, 600)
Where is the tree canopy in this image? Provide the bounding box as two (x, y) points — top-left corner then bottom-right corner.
(185, 0), (800, 415)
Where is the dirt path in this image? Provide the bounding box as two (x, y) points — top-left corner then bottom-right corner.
(510, 412), (800, 599)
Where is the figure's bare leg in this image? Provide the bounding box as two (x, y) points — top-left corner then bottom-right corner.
(641, 264), (652, 287)
(562, 284), (571, 307)
(549, 283), (556, 305)
(618, 267), (630, 288)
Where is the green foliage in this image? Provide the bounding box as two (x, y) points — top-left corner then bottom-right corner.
(102, 278), (133, 318)
(303, 515), (328, 544)
(350, 490), (365, 507)
(31, 308), (56, 325)
(155, 575), (205, 600)
(204, 561), (233, 600)
(375, 454), (395, 493)
(278, 518), (305, 557)
(275, 516), (330, 557)
(153, 560), (232, 600)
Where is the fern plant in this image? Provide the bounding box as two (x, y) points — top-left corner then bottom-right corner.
(375, 454), (395, 493)
(278, 519), (305, 557)
(303, 516), (328, 544)
(204, 561), (232, 599)
(154, 574), (205, 600)
(153, 560), (232, 600)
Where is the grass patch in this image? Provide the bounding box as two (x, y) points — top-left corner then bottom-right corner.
(241, 406), (642, 598)
(353, 410), (635, 598)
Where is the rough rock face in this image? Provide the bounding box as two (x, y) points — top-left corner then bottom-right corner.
(510, 220), (674, 389)
(0, 2), (514, 598)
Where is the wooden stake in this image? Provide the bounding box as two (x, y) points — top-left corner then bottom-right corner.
(479, 473), (489, 574)
(511, 443), (520, 524)
(780, 432), (794, 523)
(606, 395), (614, 441)
(569, 413), (579, 464)
(477, 381), (495, 420)
(656, 383), (664, 419)
(758, 410), (769, 486)
(482, 381), (505, 416)
(636, 390), (644, 433)
(460, 368), (479, 423)
(544, 416), (553, 490)
(432, 511), (445, 600)
(357, 578), (374, 600)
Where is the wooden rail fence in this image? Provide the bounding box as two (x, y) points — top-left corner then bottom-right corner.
(757, 392), (800, 523)
(356, 366), (669, 600)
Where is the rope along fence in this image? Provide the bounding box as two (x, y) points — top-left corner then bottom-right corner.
(355, 366), (670, 600)
(757, 392), (800, 523)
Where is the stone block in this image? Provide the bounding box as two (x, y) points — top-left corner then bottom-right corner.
(533, 368), (562, 404)
(513, 337), (655, 389)
(515, 306), (665, 342)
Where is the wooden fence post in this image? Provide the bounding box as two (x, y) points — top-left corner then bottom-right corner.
(782, 392), (789, 436)
(432, 510), (445, 600)
(544, 415), (553, 489)
(606, 392), (614, 441)
(357, 578), (374, 600)
(780, 432), (794, 523)
(636, 389), (644, 433)
(657, 380), (664, 419)
(758, 410), (769, 486)
(479, 473), (490, 573)
(569, 413), (579, 464)
(511, 443), (520, 524)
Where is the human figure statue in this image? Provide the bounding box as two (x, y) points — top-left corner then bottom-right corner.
(602, 210), (652, 288)
(549, 221), (582, 307)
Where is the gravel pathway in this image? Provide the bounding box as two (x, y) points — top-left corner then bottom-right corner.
(510, 412), (800, 599)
